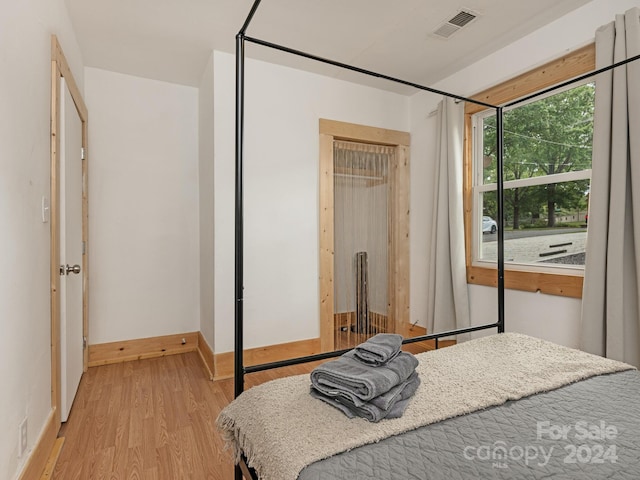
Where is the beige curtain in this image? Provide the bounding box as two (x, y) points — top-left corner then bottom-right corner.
(581, 8), (640, 366)
(427, 97), (471, 340)
(333, 141), (393, 340)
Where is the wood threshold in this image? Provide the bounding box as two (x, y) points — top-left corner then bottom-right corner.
(39, 437), (64, 480)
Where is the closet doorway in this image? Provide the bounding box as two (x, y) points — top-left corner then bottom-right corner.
(319, 119), (410, 352)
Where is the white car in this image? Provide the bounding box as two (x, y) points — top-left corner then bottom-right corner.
(482, 216), (497, 234)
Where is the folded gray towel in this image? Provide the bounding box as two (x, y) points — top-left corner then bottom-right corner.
(353, 333), (403, 366)
(310, 371), (421, 422)
(310, 351), (419, 405)
(369, 371), (420, 411)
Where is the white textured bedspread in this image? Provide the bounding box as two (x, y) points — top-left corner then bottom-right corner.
(216, 333), (633, 480)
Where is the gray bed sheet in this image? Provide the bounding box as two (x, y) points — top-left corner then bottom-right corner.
(298, 370), (640, 479)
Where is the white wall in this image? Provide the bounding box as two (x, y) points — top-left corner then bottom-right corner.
(85, 67), (200, 344)
(199, 53), (215, 349)
(468, 285), (582, 347)
(409, 0), (640, 347)
(213, 51), (410, 353)
(0, 1), (83, 478)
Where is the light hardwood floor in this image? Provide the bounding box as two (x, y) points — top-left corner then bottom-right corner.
(53, 341), (445, 479)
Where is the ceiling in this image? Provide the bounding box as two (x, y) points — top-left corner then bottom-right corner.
(64, 0), (592, 94)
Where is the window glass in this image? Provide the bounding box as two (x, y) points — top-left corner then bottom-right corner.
(473, 82), (594, 267)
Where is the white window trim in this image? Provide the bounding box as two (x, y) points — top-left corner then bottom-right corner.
(470, 89), (593, 271)
(476, 169), (592, 193)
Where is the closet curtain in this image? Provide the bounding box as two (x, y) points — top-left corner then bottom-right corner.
(427, 97), (471, 340)
(581, 7), (640, 367)
(333, 141), (392, 336)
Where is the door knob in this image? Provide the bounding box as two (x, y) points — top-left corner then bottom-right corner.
(65, 264), (81, 275)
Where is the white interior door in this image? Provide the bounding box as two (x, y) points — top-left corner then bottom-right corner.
(60, 78), (84, 422)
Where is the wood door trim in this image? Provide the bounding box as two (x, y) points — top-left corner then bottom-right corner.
(319, 119), (410, 351)
(320, 119), (410, 146)
(319, 133), (335, 351)
(50, 35), (89, 430)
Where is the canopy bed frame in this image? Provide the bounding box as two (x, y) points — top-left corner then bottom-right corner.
(230, 1), (640, 479)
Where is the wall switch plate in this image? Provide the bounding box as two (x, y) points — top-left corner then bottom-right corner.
(41, 196), (50, 223)
(18, 417), (27, 457)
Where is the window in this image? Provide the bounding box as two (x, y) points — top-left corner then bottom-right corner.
(464, 44), (595, 298)
(474, 82), (594, 266)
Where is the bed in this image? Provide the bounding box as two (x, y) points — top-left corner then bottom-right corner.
(222, 1), (640, 479)
(218, 333), (639, 479)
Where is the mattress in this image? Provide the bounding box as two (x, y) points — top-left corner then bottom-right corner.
(298, 369), (640, 479)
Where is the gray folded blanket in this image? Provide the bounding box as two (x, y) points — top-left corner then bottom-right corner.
(353, 333), (403, 366)
(310, 351), (419, 406)
(310, 371), (421, 422)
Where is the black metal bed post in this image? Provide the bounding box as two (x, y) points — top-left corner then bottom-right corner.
(234, 33), (245, 480)
(234, 31), (246, 400)
(234, 0), (263, 401)
(234, 5), (263, 480)
(235, 4), (262, 477)
(496, 107), (505, 333)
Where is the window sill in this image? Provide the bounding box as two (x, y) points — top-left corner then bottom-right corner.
(467, 265), (583, 298)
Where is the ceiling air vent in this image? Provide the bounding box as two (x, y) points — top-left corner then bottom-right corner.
(432, 9), (479, 39)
